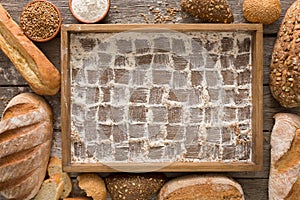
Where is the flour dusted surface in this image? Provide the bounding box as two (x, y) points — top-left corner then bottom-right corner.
(69, 30), (253, 165)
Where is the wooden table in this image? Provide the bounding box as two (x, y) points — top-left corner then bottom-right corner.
(0, 0), (299, 199)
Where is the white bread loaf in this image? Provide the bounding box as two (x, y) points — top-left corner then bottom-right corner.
(158, 175), (244, 200)
(48, 157), (72, 199)
(0, 93), (53, 200)
(0, 3), (60, 95)
(269, 113), (300, 199)
(34, 173), (64, 200)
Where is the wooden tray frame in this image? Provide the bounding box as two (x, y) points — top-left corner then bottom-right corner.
(61, 24), (263, 172)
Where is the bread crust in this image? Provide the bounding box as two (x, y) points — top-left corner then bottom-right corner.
(180, 0), (234, 23)
(243, 0), (281, 25)
(48, 157), (72, 199)
(269, 113), (300, 199)
(270, 0), (300, 108)
(0, 93), (53, 200)
(158, 175), (244, 200)
(0, 3), (60, 95)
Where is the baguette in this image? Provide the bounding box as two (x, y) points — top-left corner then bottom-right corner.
(270, 0), (300, 108)
(158, 175), (244, 200)
(0, 3), (60, 95)
(269, 113), (300, 199)
(0, 93), (53, 200)
(48, 157), (72, 199)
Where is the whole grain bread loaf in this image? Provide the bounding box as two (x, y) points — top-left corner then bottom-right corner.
(269, 113), (300, 199)
(270, 0), (300, 108)
(158, 175), (244, 200)
(180, 0), (234, 23)
(0, 93), (53, 200)
(0, 3), (60, 95)
(105, 173), (166, 200)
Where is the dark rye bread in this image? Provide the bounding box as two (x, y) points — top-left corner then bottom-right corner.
(105, 173), (166, 200)
(158, 175), (244, 200)
(270, 0), (300, 108)
(0, 93), (53, 200)
(180, 0), (234, 23)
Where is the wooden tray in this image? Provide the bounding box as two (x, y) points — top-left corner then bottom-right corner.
(61, 24), (263, 172)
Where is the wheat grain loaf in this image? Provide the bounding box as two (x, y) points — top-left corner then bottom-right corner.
(180, 0), (234, 23)
(270, 0), (300, 108)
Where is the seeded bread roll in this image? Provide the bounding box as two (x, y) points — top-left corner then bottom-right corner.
(158, 175), (244, 200)
(0, 3), (60, 95)
(270, 0), (300, 108)
(0, 93), (53, 200)
(180, 0), (234, 23)
(77, 174), (107, 200)
(105, 173), (166, 200)
(243, 0), (281, 24)
(269, 113), (300, 199)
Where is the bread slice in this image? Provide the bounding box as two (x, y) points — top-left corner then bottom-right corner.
(77, 174), (107, 200)
(48, 157), (72, 199)
(63, 198), (92, 200)
(158, 175), (244, 200)
(34, 173), (64, 200)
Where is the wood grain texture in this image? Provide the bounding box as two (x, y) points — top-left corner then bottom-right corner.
(0, 0), (297, 199)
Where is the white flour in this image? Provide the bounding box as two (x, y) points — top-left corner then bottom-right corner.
(71, 0), (108, 22)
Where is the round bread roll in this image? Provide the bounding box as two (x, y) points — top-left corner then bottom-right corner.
(243, 0), (281, 24)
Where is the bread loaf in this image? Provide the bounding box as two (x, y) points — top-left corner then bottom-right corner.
(243, 0), (281, 25)
(180, 0), (234, 23)
(270, 0), (300, 108)
(48, 157), (72, 199)
(0, 3), (60, 95)
(158, 175), (244, 200)
(269, 113), (300, 199)
(34, 173), (64, 200)
(77, 174), (107, 200)
(0, 93), (53, 200)
(105, 173), (166, 200)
